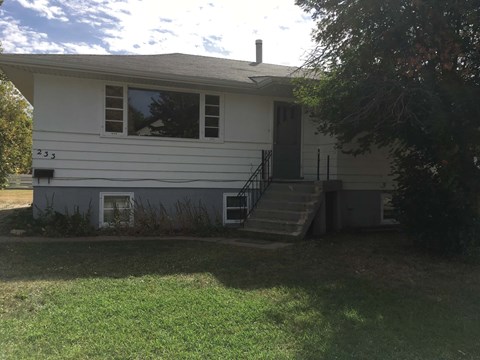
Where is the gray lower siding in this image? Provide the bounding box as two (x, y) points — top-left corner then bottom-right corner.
(33, 187), (238, 228)
(339, 190), (384, 228)
(33, 187), (388, 230)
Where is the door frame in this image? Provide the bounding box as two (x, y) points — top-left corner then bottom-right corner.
(271, 100), (303, 180)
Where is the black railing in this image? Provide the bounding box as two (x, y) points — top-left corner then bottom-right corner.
(237, 150), (273, 224)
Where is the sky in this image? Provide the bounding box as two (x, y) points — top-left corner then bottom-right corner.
(0, 0), (317, 66)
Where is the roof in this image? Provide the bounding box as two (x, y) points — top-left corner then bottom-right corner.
(0, 53), (301, 102)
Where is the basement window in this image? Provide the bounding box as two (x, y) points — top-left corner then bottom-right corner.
(99, 192), (134, 227)
(381, 193), (398, 224)
(223, 193), (248, 225)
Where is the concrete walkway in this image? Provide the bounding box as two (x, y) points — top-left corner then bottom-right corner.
(0, 235), (293, 250)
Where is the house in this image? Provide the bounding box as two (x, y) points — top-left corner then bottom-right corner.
(0, 41), (395, 237)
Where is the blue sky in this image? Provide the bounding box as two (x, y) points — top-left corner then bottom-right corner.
(0, 0), (316, 66)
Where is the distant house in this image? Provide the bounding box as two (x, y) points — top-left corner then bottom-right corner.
(0, 41), (395, 237)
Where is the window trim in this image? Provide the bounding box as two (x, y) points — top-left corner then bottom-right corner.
(99, 192), (134, 227)
(223, 192), (248, 225)
(103, 84), (127, 136)
(102, 83), (224, 142)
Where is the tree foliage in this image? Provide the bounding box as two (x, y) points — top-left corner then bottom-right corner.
(0, 0), (32, 187)
(0, 80), (33, 187)
(295, 0), (480, 253)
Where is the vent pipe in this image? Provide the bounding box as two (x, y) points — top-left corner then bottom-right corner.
(255, 39), (263, 64)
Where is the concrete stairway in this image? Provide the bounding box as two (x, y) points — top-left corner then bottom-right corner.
(240, 182), (323, 240)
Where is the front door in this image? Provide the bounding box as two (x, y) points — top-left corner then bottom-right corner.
(273, 102), (302, 179)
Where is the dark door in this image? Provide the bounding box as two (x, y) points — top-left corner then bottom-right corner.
(273, 102), (302, 179)
(325, 191), (336, 233)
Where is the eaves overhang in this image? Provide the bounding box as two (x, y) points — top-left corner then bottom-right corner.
(0, 55), (297, 100)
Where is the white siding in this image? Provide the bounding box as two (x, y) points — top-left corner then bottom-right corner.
(300, 113), (394, 190)
(32, 74), (273, 189)
(301, 113), (337, 181)
(337, 147), (395, 191)
(224, 93), (272, 143)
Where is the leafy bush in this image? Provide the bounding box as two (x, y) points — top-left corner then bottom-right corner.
(393, 154), (480, 255)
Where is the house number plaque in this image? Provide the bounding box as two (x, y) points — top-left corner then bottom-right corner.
(34, 149), (56, 160)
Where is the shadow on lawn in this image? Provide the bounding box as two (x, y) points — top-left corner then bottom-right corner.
(1, 237), (479, 359)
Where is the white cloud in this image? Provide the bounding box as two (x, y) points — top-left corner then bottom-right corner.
(91, 0), (315, 65)
(6, 0), (316, 65)
(15, 0), (69, 22)
(0, 15), (108, 54)
(0, 16), (64, 53)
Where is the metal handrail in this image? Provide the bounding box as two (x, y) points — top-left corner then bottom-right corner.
(237, 150), (273, 224)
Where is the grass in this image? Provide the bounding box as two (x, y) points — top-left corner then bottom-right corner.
(1, 234), (479, 359)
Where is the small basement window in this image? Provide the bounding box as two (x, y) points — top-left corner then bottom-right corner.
(99, 192), (134, 227)
(223, 193), (248, 225)
(381, 193), (398, 224)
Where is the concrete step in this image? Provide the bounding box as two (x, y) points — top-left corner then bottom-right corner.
(238, 227), (302, 241)
(251, 209), (309, 222)
(240, 181), (324, 240)
(262, 191), (320, 203)
(256, 199), (316, 212)
(244, 218), (304, 234)
(269, 182), (322, 194)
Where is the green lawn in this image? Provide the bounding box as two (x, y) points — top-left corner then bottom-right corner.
(0, 234), (479, 359)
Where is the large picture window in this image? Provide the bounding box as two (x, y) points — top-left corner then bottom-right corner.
(128, 88), (200, 139)
(104, 84), (222, 140)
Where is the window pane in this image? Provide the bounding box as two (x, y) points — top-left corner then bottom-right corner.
(128, 88), (199, 139)
(205, 105), (219, 116)
(106, 109), (123, 121)
(106, 97), (124, 109)
(104, 196), (131, 208)
(106, 86), (123, 97)
(105, 121), (123, 133)
(227, 209), (247, 220)
(205, 95), (220, 105)
(205, 117), (219, 127)
(205, 127), (219, 138)
(382, 194), (396, 220)
(226, 196), (246, 208)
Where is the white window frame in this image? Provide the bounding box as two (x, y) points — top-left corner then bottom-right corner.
(381, 192), (398, 225)
(102, 83), (224, 142)
(99, 192), (134, 227)
(223, 192), (248, 225)
(203, 94), (222, 140)
(103, 84), (127, 136)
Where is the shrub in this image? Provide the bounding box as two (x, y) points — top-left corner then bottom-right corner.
(102, 198), (225, 237)
(34, 195), (95, 237)
(393, 154), (480, 255)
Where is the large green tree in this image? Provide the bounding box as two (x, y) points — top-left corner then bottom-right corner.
(295, 0), (480, 253)
(0, 80), (32, 187)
